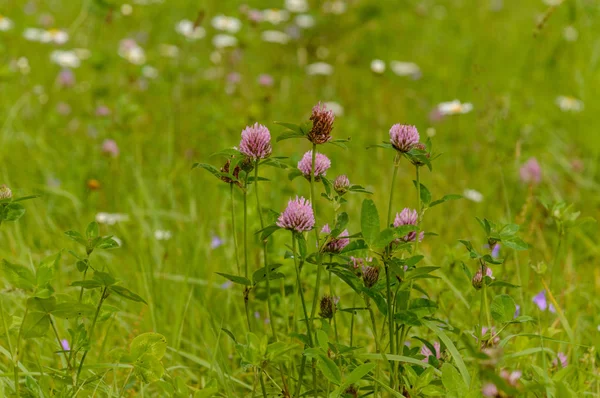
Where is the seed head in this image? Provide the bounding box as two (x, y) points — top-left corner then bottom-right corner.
(362, 265), (380, 288)
(319, 295), (338, 319)
(308, 101), (335, 144)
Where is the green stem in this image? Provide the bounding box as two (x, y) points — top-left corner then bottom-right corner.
(78, 261), (89, 303)
(309, 144), (322, 398)
(414, 165), (421, 255)
(76, 287), (108, 385)
(328, 266), (339, 345)
(119, 368), (134, 397)
(254, 163), (277, 340)
(292, 233), (313, 398)
(13, 307), (28, 397)
(259, 370), (268, 398)
(364, 295), (380, 352)
(481, 264), (492, 332)
(387, 157), (401, 226)
(230, 183), (241, 276)
(50, 316), (72, 370)
(243, 175), (253, 333)
(349, 294), (357, 347)
(384, 265), (395, 387)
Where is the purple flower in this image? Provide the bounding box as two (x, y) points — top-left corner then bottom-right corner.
(102, 139), (119, 158)
(220, 280), (233, 289)
(421, 341), (441, 362)
(211, 235), (224, 249)
(553, 352), (568, 368)
(514, 304), (521, 318)
(480, 327), (500, 346)
(482, 383), (498, 397)
(257, 73), (274, 87)
(95, 105), (111, 117)
(308, 102), (335, 144)
(298, 150), (331, 179)
(491, 243), (500, 258)
(393, 208), (424, 242)
(227, 72), (241, 84)
(61, 339), (70, 351)
(277, 196), (315, 232)
(532, 290), (556, 313)
(350, 256), (372, 269)
(333, 174), (350, 195)
(239, 123), (272, 161)
(57, 68), (75, 87)
(389, 124), (419, 152)
(500, 369), (522, 386)
(520, 157), (542, 185)
(321, 224), (350, 253)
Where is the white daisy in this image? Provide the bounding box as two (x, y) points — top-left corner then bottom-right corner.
(211, 15), (242, 33)
(0, 15), (14, 31)
(212, 34), (238, 48)
(285, 0), (309, 13)
(262, 9), (290, 25)
(463, 189), (483, 203)
(50, 50), (81, 68)
(370, 59), (385, 74)
(555, 96), (583, 112)
(306, 62), (333, 76)
(95, 212), (129, 225)
(41, 28), (69, 44)
(390, 61), (421, 77)
(261, 30), (290, 44)
(437, 99), (473, 115)
(175, 19), (205, 41)
(295, 14), (315, 29)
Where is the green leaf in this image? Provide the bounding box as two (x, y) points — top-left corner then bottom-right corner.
(413, 181), (432, 206)
(316, 330), (329, 351)
(110, 285), (147, 304)
(215, 273), (251, 286)
(502, 237), (529, 251)
(277, 131), (306, 142)
(2, 203), (26, 221)
(36, 252), (61, 287)
(134, 354), (164, 384)
(360, 199), (380, 247)
(71, 280), (103, 289)
(93, 271), (117, 286)
(394, 310), (422, 327)
(131, 332), (168, 360)
(344, 363), (376, 385)
(22, 297), (57, 339)
(51, 303), (96, 319)
(410, 298), (438, 318)
(96, 236), (119, 250)
(86, 222), (99, 239)
(363, 288), (387, 316)
(490, 294), (517, 323)
(316, 353), (341, 385)
(257, 224), (281, 240)
(64, 230), (87, 246)
(191, 163), (223, 180)
(429, 194), (462, 208)
(488, 280), (520, 288)
(441, 363), (468, 396)
(252, 265), (284, 285)
(423, 320), (470, 387)
(1, 260), (36, 290)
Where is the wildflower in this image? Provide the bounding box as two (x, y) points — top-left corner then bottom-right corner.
(277, 196), (315, 232)
(553, 352), (568, 368)
(212, 34), (238, 48)
(176, 19), (206, 40)
(95, 213), (129, 225)
(500, 369), (522, 387)
(262, 9), (290, 24)
(393, 208), (423, 242)
(472, 266), (494, 290)
(285, 0), (309, 13)
(319, 295), (338, 319)
(421, 341), (441, 362)
(308, 102), (335, 144)
(482, 383), (498, 397)
(295, 14), (315, 28)
(306, 62), (333, 76)
(102, 139), (119, 158)
(532, 290), (556, 313)
(220, 280), (233, 289)
(154, 230), (172, 241)
(389, 124), (419, 152)
(24, 28), (69, 44)
(297, 150), (331, 180)
(321, 224), (350, 253)
(257, 73), (274, 87)
(57, 69), (75, 87)
(211, 235), (224, 249)
(437, 100), (473, 115)
(261, 30), (290, 44)
(491, 243), (500, 258)
(390, 61), (421, 78)
(370, 59), (386, 74)
(60, 339), (70, 351)
(121, 4), (133, 15)
(0, 15), (14, 31)
(520, 157), (541, 185)
(463, 188), (483, 203)
(118, 39), (146, 65)
(50, 50), (80, 68)
(563, 25), (578, 42)
(0, 185), (12, 200)
(87, 179), (101, 190)
(211, 15), (242, 33)
(95, 106), (111, 117)
(350, 256), (372, 269)
(362, 265), (380, 288)
(514, 305), (520, 318)
(555, 96), (583, 112)
(333, 175), (350, 195)
(480, 327), (500, 346)
(12, 57), (30, 75)
(239, 123), (272, 161)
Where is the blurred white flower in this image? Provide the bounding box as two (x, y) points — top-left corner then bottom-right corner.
(12, 57), (31, 74)
(542, 0), (562, 5)
(211, 15), (241, 33)
(285, 0), (309, 13)
(295, 14), (315, 29)
(175, 19), (206, 41)
(25, 28), (69, 44)
(95, 212), (129, 225)
(50, 50), (81, 68)
(306, 62), (333, 76)
(390, 61), (421, 77)
(261, 30), (290, 44)
(323, 0), (347, 14)
(437, 99), (473, 115)
(209, 51), (222, 64)
(0, 15), (14, 31)
(74, 48), (91, 59)
(142, 65), (158, 79)
(154, 230), (172, 241)
(555, 96), (583, 112)
(118, 39), (146, 65)
(463, 189), (483, 203)
(563, 25), (578, 42)
(212, 34), (238, 48)
(370, 59), (385, 74)
(262, 9), (290, 25)
(121, 4), (133, 15)
(324, 101), (344, 116)
(159, 44), (179, 58)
